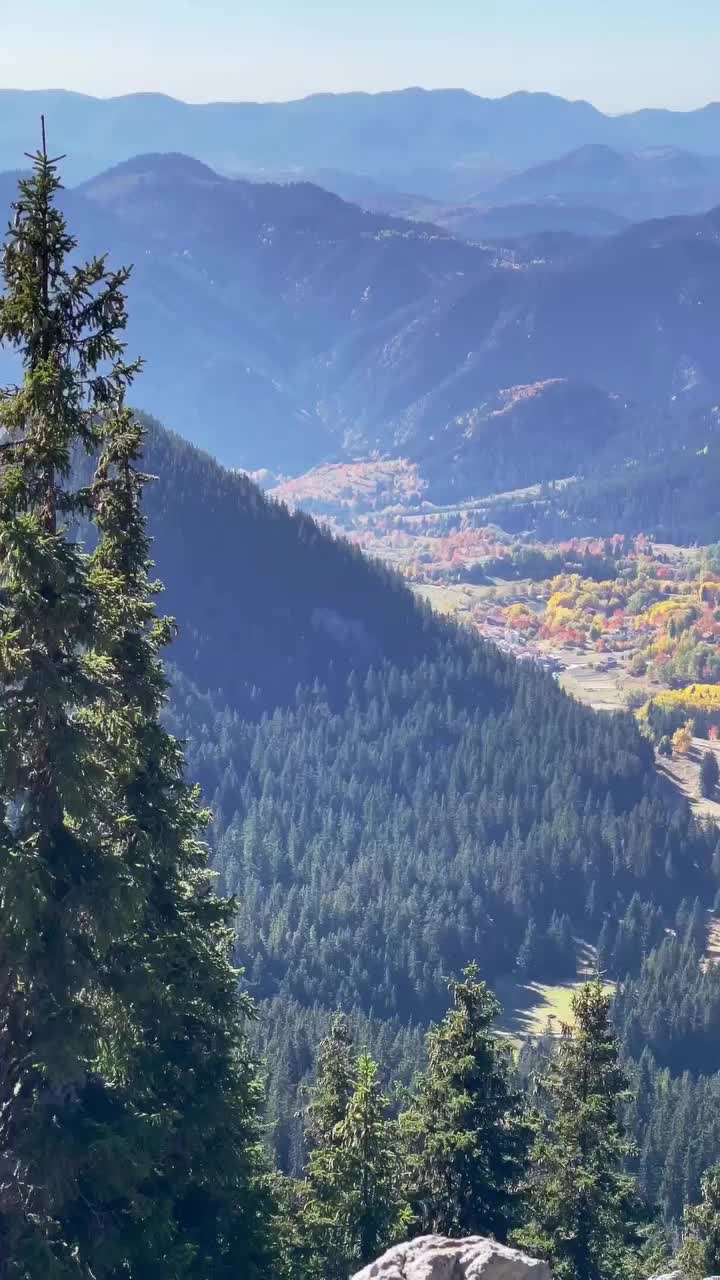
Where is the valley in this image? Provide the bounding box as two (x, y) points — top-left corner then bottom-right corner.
(268, 460), (720, 830)
(269, 467), (720, 708)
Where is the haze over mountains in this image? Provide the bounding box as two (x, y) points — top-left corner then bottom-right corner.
(8, 86), (720, 188)
(0, 145), (716, 510)
(2, 85), (720, 524)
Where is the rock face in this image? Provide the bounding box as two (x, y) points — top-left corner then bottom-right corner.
(351, 1235), (552, 1280)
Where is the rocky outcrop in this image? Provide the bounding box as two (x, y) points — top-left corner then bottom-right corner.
(351, 1235), (552, 1280)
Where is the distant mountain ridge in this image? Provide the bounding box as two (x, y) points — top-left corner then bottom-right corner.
(6, 86), (720, 186)
(490, 143), (720, 220)
(3, 150), (719, 500)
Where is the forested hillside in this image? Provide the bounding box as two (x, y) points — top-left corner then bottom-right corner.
(489, 412), (720, 544)
(129, 420), (720, 1224)
(137, 423), (716, 1001)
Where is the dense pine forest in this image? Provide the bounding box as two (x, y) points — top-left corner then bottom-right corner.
(146, 423), (720, 1229)
(491, 433), (720, 546)
(5, 144), (720, 1278)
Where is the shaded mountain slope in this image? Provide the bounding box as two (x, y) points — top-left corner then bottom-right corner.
(438, 201), (628, 241)
(80, 160), (720, 481)
(131, 421), (719, 1026)
(411, 379), (637, 501)
(493, 143), (720, 220)
(13, 154), (720, 499)
(139, 418), (429, 712)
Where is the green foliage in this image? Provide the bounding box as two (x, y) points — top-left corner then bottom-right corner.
(91, 406), (273, 1277)
(134, 422), (719, 1201)
(517, 981), (644, 1280)
(679, 1166), (720, 1279)
(195, 641), (713, 1022)
(701, 751), (720, 799)
(304, 1015), (356, 1151)
(0, 144), (272, 1276)
(0, 131), (150, 1279)
(400, 964), (530, 1241)
(613, 915), (720, 1074)
(302, 1052), (411, 1279)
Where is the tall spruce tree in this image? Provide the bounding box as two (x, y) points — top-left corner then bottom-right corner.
(304, 1013), (355, 1151)
(517, 980), (643, 1280)
(678, 1165), (720, 1279)
(400, 964), (530, 1242)
(90, 401), (272, 1277)
(302, 1051), (410, 1279)
(0, 136), (271, 1276)
(0, 126), (152, 1278)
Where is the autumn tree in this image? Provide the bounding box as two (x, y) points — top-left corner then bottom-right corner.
(672, 720), (695, 757)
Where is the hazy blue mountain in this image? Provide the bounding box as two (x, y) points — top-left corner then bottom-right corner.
(245, 167), (442, 216)
(492, 143), (720, 220)
(71, 159), (720, 483)
(3, 151), (719, 494)
(434, 201), (628, 240)
(273, 169), (626, 239)
(72, 153), (493, 468)
(7, 86), (720, 188)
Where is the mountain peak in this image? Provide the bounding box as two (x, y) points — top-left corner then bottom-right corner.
(78, 152), (224, 191)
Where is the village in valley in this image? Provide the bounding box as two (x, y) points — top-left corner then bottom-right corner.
(268, 460), (720, 809)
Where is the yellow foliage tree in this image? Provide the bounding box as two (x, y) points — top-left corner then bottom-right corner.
(672, 719), (695, 756)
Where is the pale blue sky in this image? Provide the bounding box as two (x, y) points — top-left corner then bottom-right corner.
(2, 0), (719, 112)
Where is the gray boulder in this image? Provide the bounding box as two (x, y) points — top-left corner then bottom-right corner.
(351, 1235), (552, 1280)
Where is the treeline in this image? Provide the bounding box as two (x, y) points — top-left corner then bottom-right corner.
(271, 974), (651, 1280)
(490, 440), (720, 546)
(482, 541), (622, 583)
(269, 971), (720, 1279)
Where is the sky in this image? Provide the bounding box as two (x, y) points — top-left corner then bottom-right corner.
(1, 0), (719, 113)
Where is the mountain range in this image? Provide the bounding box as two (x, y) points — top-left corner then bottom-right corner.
(487, 143), (720, 220)
(285, 145), (720, 233)
(1, 150), (715, 501)
(8, 86), (720, 189)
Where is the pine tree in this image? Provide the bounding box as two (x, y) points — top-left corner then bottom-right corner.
(0, 137), (272, 1275)
(401, 964), (530, 1241)
(0, 125), (156, 1278)
(517, 980), (644, 1280)
(678, 1165), (720, 1279)
(304, 1013), (355, 1151)
(90, 401), (273, 1277)
(700, 751), (719, 800)
(517, 919), (540, 977)
(303, 1052), (410, 1278)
